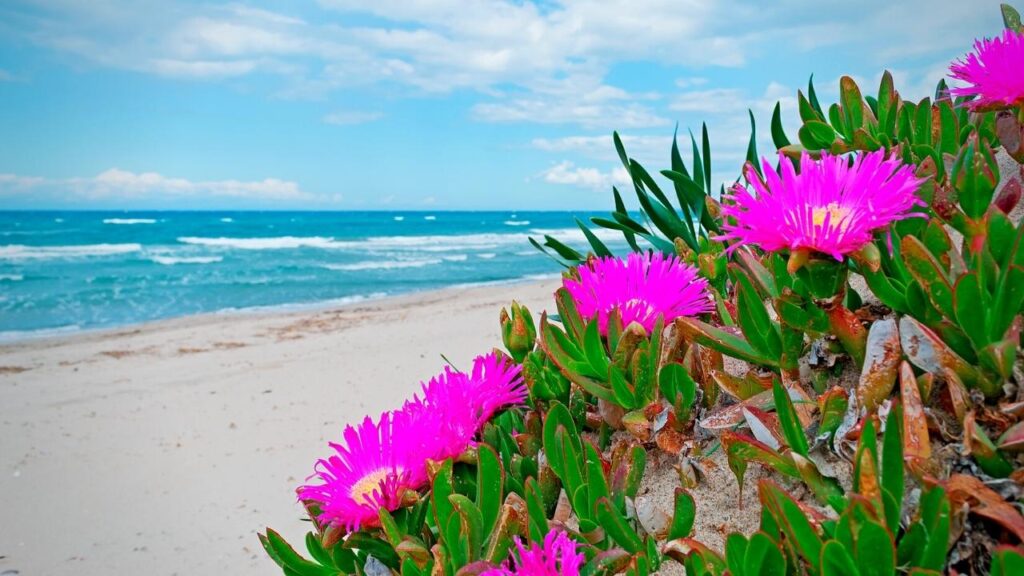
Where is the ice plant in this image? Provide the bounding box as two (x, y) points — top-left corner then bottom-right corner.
(563, 252), (712, 335)
(950, 28), (1024, 111)
(482, 530), (585, 576)
(297, 410), (422, 532)
(717, 151), (924, 261)
(403, 352), (526, 462)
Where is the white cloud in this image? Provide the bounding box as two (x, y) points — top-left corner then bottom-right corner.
(540, 161), (631, 190)
(0, 169), (317, 203)
(323, 110), (383, 125)
(531, 134), (673, 164)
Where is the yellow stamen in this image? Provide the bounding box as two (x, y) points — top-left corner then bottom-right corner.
(811, 203), (850, 230)
(350, 468), (393, 502)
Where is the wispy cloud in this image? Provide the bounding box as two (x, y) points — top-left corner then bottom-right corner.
(322, 110), (383, 125)
(538, 161), (630, 190)
(0, 169), (322, 204)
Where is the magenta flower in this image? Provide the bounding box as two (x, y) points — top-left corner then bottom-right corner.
(299, 354), (524, 531)
(297, 411), (422, 532)
(482, 530), (585, 576)
(404, 353), (526, 462)
(950, 29), (1024, 111)
(717, 151), (925, 260)
(563, 252), (712, 335)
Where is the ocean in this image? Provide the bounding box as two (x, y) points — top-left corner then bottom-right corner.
(0, 211), (625, 340)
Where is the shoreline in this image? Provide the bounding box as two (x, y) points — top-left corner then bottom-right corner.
(0, 278), (560, 575)
(0, 272), (561, 348)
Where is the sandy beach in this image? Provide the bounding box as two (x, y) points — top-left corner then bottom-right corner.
(0, 279), (560, 576)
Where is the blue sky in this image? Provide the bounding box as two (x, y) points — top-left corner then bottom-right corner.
(0, 0), (1004, 210)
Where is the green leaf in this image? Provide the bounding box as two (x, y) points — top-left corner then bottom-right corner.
(584, 442), (611, 512)
(821, 540), (859, 576)
(575, 218), (612, 258)
(543, 235), (584, 263)
(260, 529), (337, 576)
(919, 486), (951, 571)
(991, 545), (1024, 576)
(773, 380), (809, 457)
(304, 532), (336, 570)
(840, 76), (865, 132)
(477, 446), (503, 539)
(726, 533), (749, 576)
(877, 71), (896, 137)
(881, 404), (904, 534)
(808, 75), (824, 116)
(745, 531), (786, 576)
(449, 494), (484, 563)
(745, 109), (760, 176)
(595, 497), (644, 553)
(702, 123), (712, 192)
(760, 480), (823, 573)
(660, 363), (697, 421)
(856, 519), (896, 576)
(771, 101), (791, 149)
(669, 488), (697, 540)
(676, 316), (776, 368)
(799, 120), (838, 150)
(582, 319), (611, 378)
(1002, 3), (1023, 30)
(901, 235), (956, 320)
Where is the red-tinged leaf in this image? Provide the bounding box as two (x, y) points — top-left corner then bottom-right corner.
(818, 386), (849, 438)
(857, 318), (901, 413)
(674, 316), (777, 367)
(853, 418), (882, 515)
(711, 368), (771, 401)
(997, 421), (1024, 452)
(743, 406), (786, 450)
(699, 388), (775, 430)
(944, 474), (1024, 542)
(662, 538), (727, 571)
(902, 235), (955, 319)
(722, 431), (799, 506)
(964, 411), (1014, 478)
(899, 316), (992, 397)
(899, 361), (932, 473)
(759, 479), (824, 573)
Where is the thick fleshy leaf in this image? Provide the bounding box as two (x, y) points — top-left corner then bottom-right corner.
(857, 318), (901, 413)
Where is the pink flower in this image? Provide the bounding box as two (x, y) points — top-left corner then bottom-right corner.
(297, 411), (421, 532)
(404, 353), (526, 462)
(717, 151), (925, 260)
(482, 530), (585, 576)
(299, 354), (525, 531)
(950, 29), (1024, 111)
(563, 252), (712, 335)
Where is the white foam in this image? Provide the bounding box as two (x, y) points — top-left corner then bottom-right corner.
(0, 274), (24, 281)
(0, 324), (81, 343)
(103, 218), (157, 225)
(322, 258), (443, 271)
(0, 243), (143, 261)
(220, 217), (234, 223)
(394, 216), (405, 221)
(150, 256), (223, 266)
(175, 227), (623, 254)
(177, 236), (340, 250)
(424, 215), (436, 221)
(504, 220), (531, 226)
(54, 218), (64, 223)
(477, 253), (497, 259)
(442, 254), (468, 262)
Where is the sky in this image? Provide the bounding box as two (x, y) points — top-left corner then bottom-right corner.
(0, 0), (1005, 210)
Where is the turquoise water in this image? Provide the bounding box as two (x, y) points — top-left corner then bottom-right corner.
(0, 211), (623, 340)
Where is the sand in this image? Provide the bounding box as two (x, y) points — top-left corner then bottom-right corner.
(0, 280), (559, 576)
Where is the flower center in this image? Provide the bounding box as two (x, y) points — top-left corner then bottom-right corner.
(811, 203), (851, 231)
(350, 468), (393, 503)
